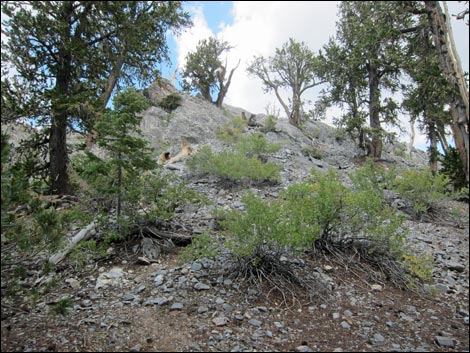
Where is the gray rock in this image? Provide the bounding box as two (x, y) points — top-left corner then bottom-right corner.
(142, 238), (160, 260)
(369, 333), (386, 346)
(143, 297), (170, 306)
(434, 336), (455, 348)
(212, 316), (229, 326)
(248, 319), (262, 327)
(444, 261), (465, 273)
(194, 282), (211, 291)
(340, 321), (351, 329)
(434, 283), (449, 294)
(154, 274), (165, 287)
(197, 306), (209, 314)
(134, 285), (146, 294)
(191, 262), (203, 271)
(170, 302), (184, 310)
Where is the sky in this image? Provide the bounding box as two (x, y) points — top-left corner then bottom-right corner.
(160, 1), (469, 151)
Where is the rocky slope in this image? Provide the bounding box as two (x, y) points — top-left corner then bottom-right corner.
(1, 84), (468, 352)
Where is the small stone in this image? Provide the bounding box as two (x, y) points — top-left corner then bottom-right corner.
(295, 345), (313, 352)
(191, 262), (203, 271)
(154, 274), (164, 287)
(248, 319), (262, 327)
(212, 316), (229, 326)
(340, 321), (351, 329)
(134, 285), (146, 294)
(197, 306), (209, 314)
(130, 344), (142, 352)
(369, 333), (385, 346)
(434, 336), (455, 348)
(434, 283), (449, 294)
(170, 302), (183, 310)
(65, 278), (80, 289)
(370, 284), (382, 291)
(194, 282), (211, 290)
(444, 261), (465, 273)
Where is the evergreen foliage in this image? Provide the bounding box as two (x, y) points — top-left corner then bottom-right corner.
(440, 147), (468, 192)
(181, 37), (238, 107)
(158, 93), (182, 113)
(1, 1), (191, 194)
(187, 146), (281, 184)
(247, 38), (325, 126)
(393, 167), (450, 218)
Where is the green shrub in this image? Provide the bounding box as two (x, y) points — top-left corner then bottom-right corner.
(236, 134), (280, 159)
(402, 254), (434, 282)
(73, 154), (206, 238)
(158, 93), (182, 113)
(349, 158), (396, 197)
(260, 115), (278, 133)
(215, 116), (247, 143)
(179, 232), (220, 262)
(394, 167), (450, 217)
(52, 297), (73, 316)
(301, 145), (324, 160)
(218, 166), (420, 288)
(187, 146), (281, 183)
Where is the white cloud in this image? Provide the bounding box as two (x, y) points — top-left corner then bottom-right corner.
(175, 5), (214, 70)
(173, 1), (469, 151)
(219, 1), (338, 116)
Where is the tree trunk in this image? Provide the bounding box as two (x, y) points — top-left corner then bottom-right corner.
(290, 90), (302, 127)
(436, 122), (450, 154)
(50, 4), (73, 195)
(368, 62), (382, 158)
(409, 114), (416, 156)
(426, 1), (469, 182)
(49, 109), (71, 195)
(117, 152), (122, 219)
(428, 119), (439, 174)
(216, 60), (240, 108)
(85, 56), (125, 149)
(273, 86), (291, 124)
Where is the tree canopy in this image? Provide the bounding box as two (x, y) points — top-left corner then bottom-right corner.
(247, 38), (325, 127)
(180, 36), (240, 108)
(1, 1), (191, 194)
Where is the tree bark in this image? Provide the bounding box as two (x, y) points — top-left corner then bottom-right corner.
(290, 90), (302, 127)
(428, 118), (439, 174)
(368, 62), (382, 158)
(425, 1), (469, 182)
(49, 3), (74, 195)
(216, 59), (240, 108)
(48, 221), (96, 265)
(85, 55), (125, 149)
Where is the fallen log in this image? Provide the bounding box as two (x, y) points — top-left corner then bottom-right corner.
(48, 221), (96, 265)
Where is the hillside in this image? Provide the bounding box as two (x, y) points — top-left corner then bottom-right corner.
(1, 83), (468, 352)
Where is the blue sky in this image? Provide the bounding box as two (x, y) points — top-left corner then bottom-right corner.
(160, 1), (234, 88)
(162, 1), (469, 151)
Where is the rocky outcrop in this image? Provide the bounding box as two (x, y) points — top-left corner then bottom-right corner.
(138, 86), (428, 183)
